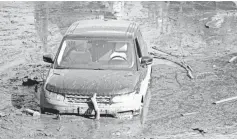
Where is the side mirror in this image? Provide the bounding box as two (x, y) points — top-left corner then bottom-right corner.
(43, 54), (54, 64)
(141, 56), (153, 66)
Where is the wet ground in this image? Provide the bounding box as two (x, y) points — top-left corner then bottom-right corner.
(1, 1), (237, 139)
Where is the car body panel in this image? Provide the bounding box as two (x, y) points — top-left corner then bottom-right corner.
(45, 69), (141, 96)
(41, 92), (142, 115)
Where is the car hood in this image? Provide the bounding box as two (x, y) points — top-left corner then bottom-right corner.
(45, 69), (141, 96)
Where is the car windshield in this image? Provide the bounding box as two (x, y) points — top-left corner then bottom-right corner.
(55, 38), (135, 70)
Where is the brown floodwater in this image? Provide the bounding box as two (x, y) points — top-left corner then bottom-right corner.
(2, 1), (237, 139)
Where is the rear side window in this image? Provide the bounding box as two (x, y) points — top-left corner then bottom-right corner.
(137, 30), (148, 56)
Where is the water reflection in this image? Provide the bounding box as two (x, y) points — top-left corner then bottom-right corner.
(29, 1), (237, 138)
(34, 1), (113, 53)
(142, 2), (171, 34)
(34, 2), (49, 53)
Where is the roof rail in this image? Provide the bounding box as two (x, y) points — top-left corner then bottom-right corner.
(65, 21), (80, 35)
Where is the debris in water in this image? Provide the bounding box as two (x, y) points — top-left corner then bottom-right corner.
(205, 15), (224, 29)
(0, 111), (7, 117)
(204, 24), (209, 28)
(22, 41), (27, 45)
(213, 96), (237, 105)
(57, 126), (64, 132)
(228, 56), (237, 63)
(181, 112), (198, 116)
(22, 77), (39, 86)
(152, 46), (179, 58)
(23, 108), (40, 117)
(192, 128), (206, 135)
(112, 131), (121, 136)
(150, 51), (194, 79)
(187, 70), (194, 79)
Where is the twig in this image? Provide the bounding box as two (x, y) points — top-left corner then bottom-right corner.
(180, 112), (198, 116)
(213, 96), (237, 104)
(175, 72), (182, 87)
(152, 46), (180, 58)
(229, 56), (237, 63)
(150, 52), (194, 79)
(192, 128), (206, 136)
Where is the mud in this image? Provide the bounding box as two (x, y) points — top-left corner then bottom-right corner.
(1, 1), (237, 139)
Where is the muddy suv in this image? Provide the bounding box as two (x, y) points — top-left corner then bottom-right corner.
(40, 19), (153, 117)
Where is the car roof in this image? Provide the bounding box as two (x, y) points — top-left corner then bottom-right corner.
(64, 19), (139, 39)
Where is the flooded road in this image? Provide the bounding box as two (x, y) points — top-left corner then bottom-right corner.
(1, 1), (237, 139)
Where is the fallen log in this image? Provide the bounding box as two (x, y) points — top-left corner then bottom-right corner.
(91, 93), (100, 120)
(150, 52), (194, 79)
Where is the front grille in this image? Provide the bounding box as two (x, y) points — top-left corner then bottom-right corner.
(66, 94), (111, 103)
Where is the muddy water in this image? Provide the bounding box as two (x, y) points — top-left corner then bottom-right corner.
(2, 1), (237, 139)
(34, 2), (103, 54)
(1, 2), (147, 139)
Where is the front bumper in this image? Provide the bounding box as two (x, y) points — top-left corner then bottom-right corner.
(41, 95), (142, 115)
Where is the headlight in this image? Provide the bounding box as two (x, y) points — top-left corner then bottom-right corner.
(45, 89), (65, 101)
(111, 91), (136, 103)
